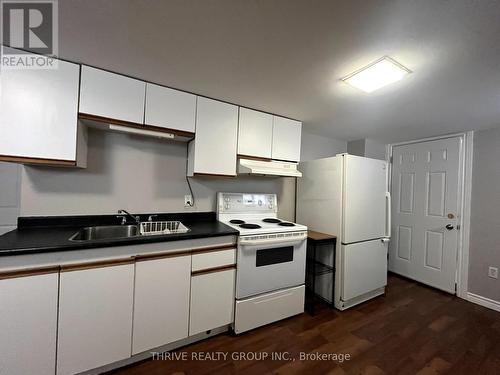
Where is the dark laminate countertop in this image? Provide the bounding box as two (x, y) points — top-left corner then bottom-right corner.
(0, 212), (238, 256)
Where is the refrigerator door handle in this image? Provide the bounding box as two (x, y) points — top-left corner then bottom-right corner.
(385, 192), (391, 238)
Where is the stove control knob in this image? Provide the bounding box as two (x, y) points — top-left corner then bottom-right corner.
(269, 204), (273, 209)
(225, 203), (230, 209)
(258, 200), (263, 206)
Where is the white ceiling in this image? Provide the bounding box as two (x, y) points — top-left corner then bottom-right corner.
(59, 0), (500, 142)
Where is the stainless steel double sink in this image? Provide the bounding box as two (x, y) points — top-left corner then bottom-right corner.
(69, 222), (189, 242)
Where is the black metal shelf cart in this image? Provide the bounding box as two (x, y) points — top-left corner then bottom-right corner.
(305, 230), (336, 315)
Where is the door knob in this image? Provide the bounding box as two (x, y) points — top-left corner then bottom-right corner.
(445, 224), (454, 230)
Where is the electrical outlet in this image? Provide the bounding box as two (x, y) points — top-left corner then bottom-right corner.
(488, 266), (498, 279)
(184, 194), (193, 208)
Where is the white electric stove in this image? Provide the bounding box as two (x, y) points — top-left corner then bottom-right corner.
(217, 192), (307, 334)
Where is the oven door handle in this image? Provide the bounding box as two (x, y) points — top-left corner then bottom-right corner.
(239, 234), (307, 247)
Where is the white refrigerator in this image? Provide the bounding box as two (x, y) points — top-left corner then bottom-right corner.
(296, 154), (391, 310)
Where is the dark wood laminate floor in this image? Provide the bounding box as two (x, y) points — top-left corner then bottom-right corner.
(112, 275), (500, 375)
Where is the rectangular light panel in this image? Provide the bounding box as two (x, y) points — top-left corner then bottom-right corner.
(342, 57), (410, 93)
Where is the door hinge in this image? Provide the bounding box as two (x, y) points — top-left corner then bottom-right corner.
(454, 283), (457, 293)
(389, 156), (393, 164)
(456, 224), (461, 230)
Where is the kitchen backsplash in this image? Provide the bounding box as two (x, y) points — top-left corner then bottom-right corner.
(19, 129), (296, 220)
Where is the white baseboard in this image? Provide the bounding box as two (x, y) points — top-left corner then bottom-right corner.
(467, 292), (500, 313)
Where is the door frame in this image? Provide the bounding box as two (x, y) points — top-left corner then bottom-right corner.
(386, 131), (473, 299)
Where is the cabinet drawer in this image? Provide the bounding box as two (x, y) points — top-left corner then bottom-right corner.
(191, 248), (236, 272)
(234, 285), (305, 334)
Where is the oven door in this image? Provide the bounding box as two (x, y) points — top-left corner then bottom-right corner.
(236, 235), (307, 299)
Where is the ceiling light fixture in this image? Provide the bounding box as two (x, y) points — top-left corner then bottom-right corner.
(342, 56), (411, 93)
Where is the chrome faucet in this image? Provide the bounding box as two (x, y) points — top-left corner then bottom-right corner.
(117, 209), (140, 225)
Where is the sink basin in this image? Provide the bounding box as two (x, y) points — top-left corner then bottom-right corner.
(69, 221), (190, 242)
(69, 225), (140, 241)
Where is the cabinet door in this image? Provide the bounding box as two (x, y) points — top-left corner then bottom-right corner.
(0, 273), (58, 375)
(144, 83), (196, 133)
(57, 264), (134, 375)
(79, 66), (146, 124)
(132, 255), (191, 354)
(189, 269), (235, 336)
(0, 47), (80, 161)
(190, 97), (238, 176)
(271, 116), (302, 162)
(238, 108), (273, 158)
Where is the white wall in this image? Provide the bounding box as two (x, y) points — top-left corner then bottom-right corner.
(0, 127), (346, 228)
(300, 130), (346, 161)
(468, 126), (500, 302)
(347, 139), (386, 160)
(364, 139), (387, 160)
(346, 139), (365, 157)
(20, 129), (296, 221)
(0, 162), (21, 234)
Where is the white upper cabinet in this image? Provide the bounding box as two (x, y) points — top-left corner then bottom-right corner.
(79, 66), (146, 124)
(57, 264), (134, 375)
(0, 47), (80, 162)
(237, 108), (273, 159)
(0, 273), (59, 375)
(132, 255), (191, 355)
(144, 83), (196, 133)
(271, 116), (302, 162)
(188, 97), (238, 176)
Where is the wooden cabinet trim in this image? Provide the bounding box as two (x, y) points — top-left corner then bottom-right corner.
(135, 250), (192, 262)
(136, 244), (236, 261)
(0, 155), (76, 167)
(78, 113), (195, 139)
(2, 245), (236, 275)
(0, 266), (60, 280)
(190, 245), (236, 255)
(60, 258), (134, 272)
(193, 172), (237, 178)
(191, 264), (236, 276)
(271, 158), (300, 163)
(237, 154), (272, 162)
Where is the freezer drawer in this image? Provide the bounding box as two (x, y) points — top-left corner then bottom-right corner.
(234, 285), (305, 334)
(341, 240), (388, 301)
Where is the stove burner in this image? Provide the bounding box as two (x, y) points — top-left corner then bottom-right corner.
(239, 223), (262, 229)
(230, 219), (245, 224)
(262, 218), (282, 223)
(279, 222), (296, 227)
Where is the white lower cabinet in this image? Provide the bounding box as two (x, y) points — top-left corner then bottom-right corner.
(0, 272), (59, 375)
(56, 263), (135, 375)
(132, 255), (191, 354)
(189, 269), (236, 336)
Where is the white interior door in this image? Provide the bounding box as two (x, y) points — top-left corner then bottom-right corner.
(389, 137), (462, 293)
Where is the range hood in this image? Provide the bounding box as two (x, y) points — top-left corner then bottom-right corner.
(238, 158), (302, 177)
